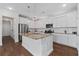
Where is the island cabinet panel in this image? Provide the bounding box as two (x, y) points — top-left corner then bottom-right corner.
(53, 34), (77, 48)
(41, 35), (53, 56)
(22, 36), (42, 56)
(22, 35), (53, 56)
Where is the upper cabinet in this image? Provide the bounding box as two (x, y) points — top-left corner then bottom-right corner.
(65, 11), (77, 27)
(36, 17), (53, 28)
(33, 11), (77, 28)
(53, 16), (67, 27)
(19, 11), (77, 28)
(53, 11), (77, 27)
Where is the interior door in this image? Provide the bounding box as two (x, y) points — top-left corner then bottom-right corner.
(2, 20), (11, 36)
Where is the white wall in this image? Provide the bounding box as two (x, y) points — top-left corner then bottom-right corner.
(0, 15), (2, 45)
(0, 9), (19, 42)
(77, 4), (79, 35)
(77, 4), (79, 55)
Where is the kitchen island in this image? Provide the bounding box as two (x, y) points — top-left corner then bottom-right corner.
(21, 32), (53, 56)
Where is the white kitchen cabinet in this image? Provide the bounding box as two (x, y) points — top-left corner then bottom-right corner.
(65, 11), (77, 27)
(53, 34), (68, 45)
(67, 35), (77, 48)
(52, 11), (77, 27)
(53, 16), (67, 27)
(53, 34), (77, 48)
(22, 35), (53, 56)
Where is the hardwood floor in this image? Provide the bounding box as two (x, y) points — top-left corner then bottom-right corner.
(0, 36), (33, 56)
(0, 36), (78, 56)
(49, 42), (78, 56)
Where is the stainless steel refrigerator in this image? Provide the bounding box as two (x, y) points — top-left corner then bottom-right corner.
(18, 23), (29, 42)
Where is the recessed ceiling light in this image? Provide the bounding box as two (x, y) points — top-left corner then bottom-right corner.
(62, 4), (67, 7)
(8, 7), (13, 10)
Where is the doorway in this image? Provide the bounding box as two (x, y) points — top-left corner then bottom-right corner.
(2, 16), (14, 39)
(2, 20), (11, 36)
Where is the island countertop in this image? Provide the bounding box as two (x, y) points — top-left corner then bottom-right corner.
(20, 32), (52, 40)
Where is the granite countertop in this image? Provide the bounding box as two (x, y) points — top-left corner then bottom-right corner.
(20, 32), (51, 39)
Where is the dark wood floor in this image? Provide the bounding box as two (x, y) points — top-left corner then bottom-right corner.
(0, 36), (32, 56)
(49, 42), (78, 56)
(0, 36), (78, 56)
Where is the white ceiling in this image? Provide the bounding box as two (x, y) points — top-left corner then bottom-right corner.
(0, 3), (77, 17)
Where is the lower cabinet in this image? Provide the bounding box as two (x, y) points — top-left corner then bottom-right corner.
(53, 34), (77, 48)
(67, 35), (77, 48)
(53, 34), (67, 45)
